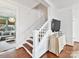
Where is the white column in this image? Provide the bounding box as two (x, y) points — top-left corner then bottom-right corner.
(33, 30), (39, 57)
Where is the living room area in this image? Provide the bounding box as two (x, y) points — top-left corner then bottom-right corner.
(0, 16), (16, 52)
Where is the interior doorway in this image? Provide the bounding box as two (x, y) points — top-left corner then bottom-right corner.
(0, 4), (16, 53)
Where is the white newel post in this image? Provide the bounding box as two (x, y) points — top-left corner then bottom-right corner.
(33, 30), (39, 58)
(48, 19), (52, 35)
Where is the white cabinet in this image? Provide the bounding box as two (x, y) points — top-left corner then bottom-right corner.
(58, 35), (66, 53)
(49, 33), (66, 55)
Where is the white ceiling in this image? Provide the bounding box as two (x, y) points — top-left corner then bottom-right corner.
(12, 0), (40, 8)
(10, 0), (79, 9)
(49, 0), (79, 9)
(49, 0), (73, 9)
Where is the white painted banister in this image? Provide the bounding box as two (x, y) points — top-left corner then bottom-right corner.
(38, 20), (49, 32)
(33, 19), (51, 57)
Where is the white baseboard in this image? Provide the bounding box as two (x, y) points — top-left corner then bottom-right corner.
(73, 40), (79, 43)
(66, 43), (74, 47)
(66, 41), (74, 46)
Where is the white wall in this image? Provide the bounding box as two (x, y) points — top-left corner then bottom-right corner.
(0, 0), (46, 48)
(15, 2), (46, 48)
(56, 7), (73, 45)
(34, 4), (48, 19)
(41, 0), (74, 46)
(48, 6), (56, 20)
(16, 6), (41, 48)
(47, 0), (73, 45)
(73, 4), (79, 42)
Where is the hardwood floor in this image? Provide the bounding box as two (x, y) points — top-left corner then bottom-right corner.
(16, 47), (32, 58)
(0, 42), (78, 58)
(73, 41), (79, 51)
(41, 45), (73, 58)
(0, 48), (32, 58)
(59, 45), (73, 58)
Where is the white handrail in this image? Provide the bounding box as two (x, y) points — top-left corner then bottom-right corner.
(38, 20), (49, 32)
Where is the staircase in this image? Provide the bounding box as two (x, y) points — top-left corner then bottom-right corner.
(22, 39), (33, 57)
(21, 19), (51, 58)
(33, 20), (51, 57)
(19, 18), (65, 58)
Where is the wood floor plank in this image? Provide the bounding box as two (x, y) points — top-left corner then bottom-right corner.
(16, 47), (32, 58)
(41, 45), (73, 58)
(0, 42), (78, 58)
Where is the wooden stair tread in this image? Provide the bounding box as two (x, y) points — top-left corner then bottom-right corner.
(16, 47), (32, 58)
(30, 37), (33, 39)
(27, 40), (33, 45)
(23, 43), (33, 53)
